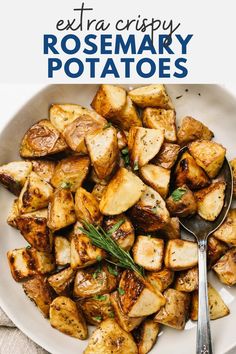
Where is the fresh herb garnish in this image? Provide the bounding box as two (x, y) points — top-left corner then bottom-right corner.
(118, 287), (125, 295)
(60, 181), (72, 189)
(121, 147), (130, 166)
(93, 315), (102, 321)
(108, 311), (115, 318)
(96, 255), (102, 262)
(103, 122), (112, 130)
(171, 188), (187, 202)
(93, 295), (107, 301)
(93, 262), (102, 279)
(121, 147), (129, 155)
(107, 265), (118, 276)
(133, 161), (139, 171)
(107, 219), (125, 235)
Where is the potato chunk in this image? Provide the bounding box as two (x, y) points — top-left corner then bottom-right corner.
(164, 239), (198, 271)
(174, 266), (198, 292)
(143, 108), (177, 143)
(78, 293), (114, 325)
(166, 185), (197, 217)
(116, 96), (142, 130)
(146, 268), (174, 293)
(84, 319), (138, 354)
(133, 319), (159, 354)
(119, 270), (166, 317)
(54, 236), (71, 266)
(75, 187), (102, 225)
(154, 288), (190, 329)
(132, 236), (164, 271)
(20, 119), (67, 158)
(230, 159), (236, 197)
(153, 143), (180, 169)
(213, 209), (236, 245)
(189, 140), (226, 178)
(190, 283), (229, 320)
(23, 275), (54, 317)
(158, 217), (181, 240)
(18, 172), (53, 214)
(129, 186), (170, 232)
(7, 199), (19, 228)
(31, 160), (56, 183)
(0, 161), (32, 195)
(85, 126), (119, 179)
(91, 84), (127, 119)
(174, 151), (210, 190)
(51, 156), (90, 192)
(194, 181), (226, 221)
(207, 236), (228, 269)
(128, 127), (164, 169)
(50, 296), (88, 339)
(100, 168), (144, 215)
(212, 248), (236, 285)
(177, 116), (214, 146)
(15, 209), (52, 252)
(128, 84), (174, 109)
(48, 267), (76, 295)
(92, 183), (107, 202)
(140, 164), (170, 199)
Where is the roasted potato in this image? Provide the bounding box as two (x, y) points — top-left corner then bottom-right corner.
(118, 270), (166, 317)
(85, 126), (119, 179)
(190, 283), (229, 320)
(174, 151), (210, 190)
(31, 159), (56, 183)
(213, 209), (236, 245)
(146, 268), (174, 293)
(75, 187), (102, 225)
(230, 159), (236, 197)
(0, 161), (32, 195)
(194, 181), (226, 221)
(78, 293), (114, 325)
(51, 156), (90, 192)
(212, 248), (236, 285)
(128, 84), (174, 109)
(159, 217), (181, 239)
(116, 96), (142, 130)
(166, 185), (197, 217)
(177, 116), (214, 146)
(143, 108), (177, 143)
(54, 236), (71, 266)
(140, 164), (170, 199)
(15, 209), (53, 252)
(188, 140), (226, 178)
(84, 318), (138, 354)
(154, 288), (190, 330)
(48, 267), (76, 295)
(73, 264), (117, 298)
(207, 236), (228, 269)
(164, 239), (198, 271)
(91, 183), (107, 202)
(153, 142), (180, 169)
(174, 266), (198, 292)
(7, 247), (55, 282)
(132, 236), (164, 271)
(128, 127), (164, 169)
(89, 167), (110, 185)
(20, 119), (68, 158)
(103, 214), (135, 251)
(117, 130), (128, 150)
(7, 199), (19, 228)
(133, 319), (160, 354)
(23, 275), (54, 317)
(91, 84), (127, 119)
(18, 172), (53, 214)
(129, 186), (170, 232)
(99, 168), (144, 215)
(50, 296), (88, 339)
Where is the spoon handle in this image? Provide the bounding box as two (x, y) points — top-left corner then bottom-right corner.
(196, 239), (213, 354)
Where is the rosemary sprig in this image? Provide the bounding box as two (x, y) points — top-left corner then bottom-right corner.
(80, 221), (144, 277)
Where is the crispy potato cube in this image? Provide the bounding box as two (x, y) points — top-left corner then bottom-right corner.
(92, 183), (107, 202)
(103, 214), (135, 251)
(153, 143), (180, 169)
(23, 275), (54, 317)
(133, 319), (159, 354)
(190, 283), (229, 320)
(230, 159), (236, 197)
(20, 119), (67, 158)
(119, 270), (166, 317)
(166, 185), (197, 217)
(0, 161), (32, 195)
(158, 217), (181, 240)
(85, 126), (119, 180)
(116, 96), (142, 130)
(54, 236), (71, 266)
(31, 160), (56, 183)
(207, 236), (228, 269)
(129, 186), (170, 232)
(15, 209), (52, 252)
(18, 172), (53, 214)
(177, 116), (214, 146)
(174, 151), (210, 190)
(100, 168), (144, 215)
(48, 267), (76, 295)
(194, 181), (226, 221)
(91, 84), (127, 119)
(212, 248), (236, 285)
(78, 293), (114, 325)
(73, 264), (117, 298)
(84, 318), (138, 354)
(174, 266), (198, 292)
(50, 296), (88, 339)
(164, 239), (198, 271)
(146, 268), (174, 293)
(128, 127), (164, 169)
(7, 199), (19, 228)
(75, 187), (102, 225)
(128, 84), (174, 109)
(117, 130), (128, 150)
(189, 140), (226, 178)
(140, 164), (170, 199)
(51, 156), (90, 192)
(154, 288), (190, 329)
(213, 209), (236, 246)
(143, 108), (177, 143)
(110, 292), (144, 332)
(132, 236), (164, 271)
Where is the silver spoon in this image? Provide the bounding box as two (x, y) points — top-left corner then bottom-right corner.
(172, 147), (233, 354)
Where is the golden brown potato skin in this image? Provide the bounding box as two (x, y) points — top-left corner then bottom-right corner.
(0, 161), (32, 195)
(212, 248), (236, 286)
(31, 160), (56, 183)
(158, 217), (181, 240)
(133, 319), (159, 354)
(78, 293), (114, 325)
(117, 96), (142, 130)
(174, 266), (198, 292)
(48, 267), (76, 295)
(7, 199), (19, 228)
(164, 239), (198, 271)
(230, 159), (236, 197)
(153, 143), (180, 169)
(213, 209), (236, 246)
(146, 268), (174, 293)
(166, 185), (197, 217)
(207, 236), (228, 269)
(128, 84), (174, 109)
(75, 187), (102, 225)
(177, 116), (214, 146)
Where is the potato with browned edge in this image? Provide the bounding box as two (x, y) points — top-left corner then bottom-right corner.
(177, 116), (214, 146)
(153, 143), (180, 169)
(78, 293), (114, 325)
(48, 267), (76, 295)
(0, 161), (32, 195)
(164, 239), (198, 271)
(230, 159), (236, 197)
(213, 209), (236, 246)
(132, 236), (164, 271)
(213, 248), (236, 286)
(129, 84), (174, 109)
(75, 187), (102, 225)
(174, 266), (198, 292)
(140, 164), (170, 199)
(207, 236), (228, 269)
(166, 185), (197, 217)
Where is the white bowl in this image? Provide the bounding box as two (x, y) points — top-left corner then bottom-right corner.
(0, 84), (235, 354)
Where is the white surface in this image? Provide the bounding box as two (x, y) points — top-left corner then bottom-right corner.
(0, 84), (235, 354)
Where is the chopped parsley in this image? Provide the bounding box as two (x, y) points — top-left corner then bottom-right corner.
(93, 315), (102, 321)
(118, 287), (125, 295)
(121, 147), (129, 155)
(108, 219), (125, 234)
(96, 255), (102, 262)
(133, 161), (139, 171)
(107, 265), (118, 276)
(60, 181), (72, 189)
(103, 122), (112, 130)
(93, 295), (107, 301)
(108, 311), (115, 318)
(171, 188), (187, 202)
